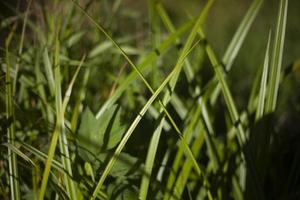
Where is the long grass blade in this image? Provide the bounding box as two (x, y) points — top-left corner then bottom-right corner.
(72, 2), (210, 198)
(163, 101), (203, 200)
(3, 143), (36, 167)
(5, 24), (21, 200)
(199, 23), (265, 200)
(171, 128), (206, 200)
(90, 36), (201, 199)
(72, 0), (193, 119)
(38, 50), (85, 200)
(140, 1), (214, 199)
(265, 0), (288, 113)
(95, 19), (193, 118)
(256, 31), (272, 120)
(91, 65), (175, 200)
(222, 0), (264, 71)
(18, 141), (64, 172)
(56, 40), (82, 200)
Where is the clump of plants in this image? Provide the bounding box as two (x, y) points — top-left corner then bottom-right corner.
(1, 0), (299, 199)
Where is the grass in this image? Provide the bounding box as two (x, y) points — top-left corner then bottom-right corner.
(1, 0), (299, 199)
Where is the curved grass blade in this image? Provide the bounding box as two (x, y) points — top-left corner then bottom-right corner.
(91, 66), (176, 200)
(139, 1), (214, 199)
(72, 0), (194, 118)
(43, 48), (55, 95)
(90, 38), (202, 200)
(265, 0), (288, 113)
(72, 2), (209, 198)
(157, 1), (263, 198)
(95, 20), (193, 118)
(18, 141), (64, 172)
(38, 53), (85, 200)
(3, 143), (36, 167)
(53, 35), (78, 200)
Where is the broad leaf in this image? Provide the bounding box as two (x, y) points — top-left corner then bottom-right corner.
(78, 105), (125, 162)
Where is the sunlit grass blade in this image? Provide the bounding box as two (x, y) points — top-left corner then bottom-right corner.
(38, 44), (85, 199)
(199, 26), (265, 200)
(58, 46), (84, 200)
(171, 128), (206, 200)
(156, 2), (223, 198)
(90, 37), (202, 199)
(265, 0), (288, 113)
(18, 141), (64, 172)
(256, 31), (271, 120)
(194, 0), (263, 105)
(91, 66), (176, 200)
(3, 143), (36, 167)
(140, 1), (214, 199)
(222, 0), (264, 71)
(163, 102), (203, 200)
(94, 19), (194, 118)
(72, 2), (209, 198)
(156, 0), (263, 198)
(72, 0), (194, 119)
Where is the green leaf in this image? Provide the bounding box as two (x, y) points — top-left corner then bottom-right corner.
(67, 31), (86, 47)
(78, 105), (125, 162)
(109, 152), (138, 178)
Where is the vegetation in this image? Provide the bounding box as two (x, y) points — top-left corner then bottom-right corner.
(1, 0), (300, 199)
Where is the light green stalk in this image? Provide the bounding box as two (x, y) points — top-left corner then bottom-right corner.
(5, 25), (21, 200)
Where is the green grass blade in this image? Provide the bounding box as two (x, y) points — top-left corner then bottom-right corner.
(72, 0), (193, 119)
(256, 31), (271, 120)
(222, 0), (263, 71)
(94, 20), (193, 118)
(163, 102), (203, 200)
(140, 1), (214, 199)
(200, 26), (265, 200)
(148, 0), (161, 88)
(5, 26), (21, 200)
(18, 141), (64, 172)
(157, 1), (263, 197)
(38, 46), (84, 200)
(200, 27), (245, 143)
(91, 67), (176, 200)
(205, 0), (263, 105)
(3, 143), (36, 167)
(171, 128), (206, 200)
(90, 36), (201, 199)
(43, 48), (55, 95)
(57, 46), (84, 200)
(265, 0), (288, 113)
(73, 3), (208, 198)
(71, 63), (90, 133)
(156, 3), (225, 198)
(12, 0), (32, 94)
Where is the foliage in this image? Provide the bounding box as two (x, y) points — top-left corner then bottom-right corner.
(0, 0), (300, 199)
